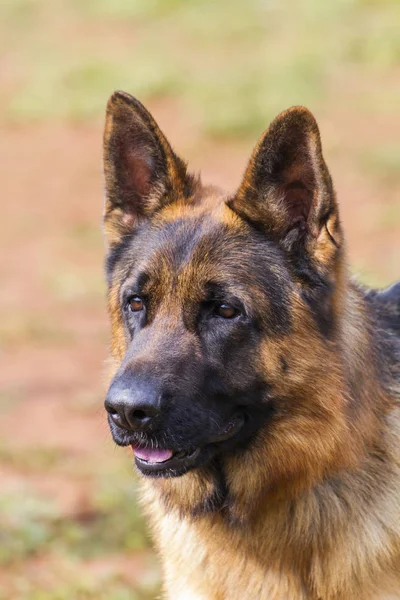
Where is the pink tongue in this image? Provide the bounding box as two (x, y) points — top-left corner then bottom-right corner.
(132, 445), (174, 463)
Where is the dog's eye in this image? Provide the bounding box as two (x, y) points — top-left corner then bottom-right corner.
(215, 303), (238, 319)
(128, 296), (144, 312)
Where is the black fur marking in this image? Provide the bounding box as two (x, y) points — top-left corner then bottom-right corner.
(105, 234), (135, 286)
(280, 356), (289, 373)
(191, 459), (230, 518)
(300, 280), (335, 339)
(293, 254), (336, 339)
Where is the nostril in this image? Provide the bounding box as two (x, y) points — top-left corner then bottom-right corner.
(128, 405), (159, 429)
(132, 409), (148, 421)
(104, 400), (119, 417)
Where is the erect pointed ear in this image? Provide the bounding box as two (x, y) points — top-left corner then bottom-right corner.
(228, 107), (342, 261)
(103, 91), (192, 245)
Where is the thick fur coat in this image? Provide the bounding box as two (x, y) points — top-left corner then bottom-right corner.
(103, 91), (400, 599)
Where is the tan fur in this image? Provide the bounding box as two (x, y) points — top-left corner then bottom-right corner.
(103, 93), (400, 599)
(139, 283), (400, 600)
(137, 201), (399, 599)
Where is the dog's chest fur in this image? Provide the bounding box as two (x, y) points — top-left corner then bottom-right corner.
(149, 499), (400, 599)
(144, 409), (400, 600)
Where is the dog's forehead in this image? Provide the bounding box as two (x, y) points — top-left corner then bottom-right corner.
(120, 207), (291, 317)
(132, 206), (264, 280)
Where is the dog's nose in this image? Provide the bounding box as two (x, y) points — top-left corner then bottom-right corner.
(105, 376), (161, 432)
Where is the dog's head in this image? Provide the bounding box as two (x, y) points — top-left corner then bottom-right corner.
(103, 91), (351, 513)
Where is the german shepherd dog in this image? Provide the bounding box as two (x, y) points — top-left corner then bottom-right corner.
(103, 91), (400, 599)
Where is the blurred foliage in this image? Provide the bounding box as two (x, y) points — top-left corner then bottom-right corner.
(360, 145), (400, 186)
(0, 479), (150, 564)
(0, 474), (160, 598)
(0, 444), (66, 472)
(0, 491), (58, 564)
(1, 0), (400, 137)
(0, 316), (74, 348)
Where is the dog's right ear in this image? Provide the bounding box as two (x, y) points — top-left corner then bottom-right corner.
(103, 91), (189, 246)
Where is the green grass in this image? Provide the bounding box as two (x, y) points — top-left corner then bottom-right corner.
(0, 445), (66, 472)
(0, 491), (58, 564)
(359, 145), (400, 185)
(2, 0), (400, 138)
(47, 269), (105, 304)
(4, 581), (156, 600)
(71, 0), (189, 21)
(378, 204), (400, 229)
(0, 473), (151, 565)
(0, 389), (25, 413)
(351, 264), (392, 289)
(0, 473), (161, 598)
(66, 223), (103, 249)
(0, 316), (74, 348)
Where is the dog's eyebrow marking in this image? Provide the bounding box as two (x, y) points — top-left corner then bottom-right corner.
(203, 281), (240, 301)
(119, 272), (151, 306)
(133, 271), (150, 292)
(105, 235), (134, 286)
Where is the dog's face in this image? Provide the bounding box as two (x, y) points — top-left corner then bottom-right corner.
(103, 92), (346, 493)
(106, 202), (291, 477)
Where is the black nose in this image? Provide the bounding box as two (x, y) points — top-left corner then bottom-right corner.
(105, 375), (161, 432)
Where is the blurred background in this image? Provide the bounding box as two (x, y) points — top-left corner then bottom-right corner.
(1, 0), (399, 598)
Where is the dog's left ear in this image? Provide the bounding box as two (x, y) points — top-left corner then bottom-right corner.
(229, 107), (342, 264)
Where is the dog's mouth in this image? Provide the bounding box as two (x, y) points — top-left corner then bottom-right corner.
(131, 414), (245, 477)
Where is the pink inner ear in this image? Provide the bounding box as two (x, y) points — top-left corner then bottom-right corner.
(121, 212), (136, 228)
(283, 181), (313, 223)
(125, 149), (153, 200)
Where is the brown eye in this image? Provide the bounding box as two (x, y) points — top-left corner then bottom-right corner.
(216, 303), (237, 319)
(129, 296), (144, 312)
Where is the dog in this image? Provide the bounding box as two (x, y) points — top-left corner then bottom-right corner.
(102, 90), (400, 599)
